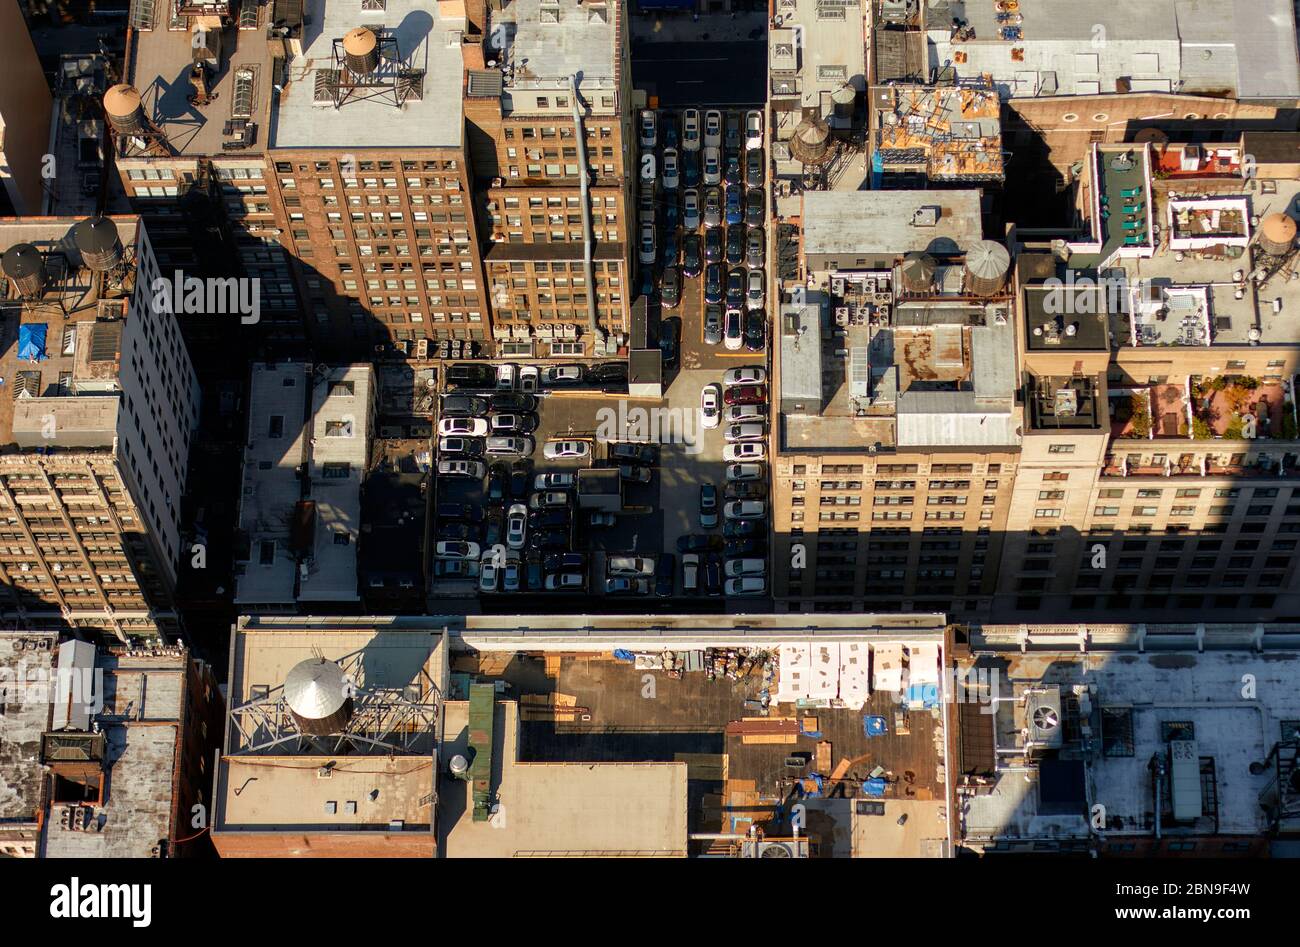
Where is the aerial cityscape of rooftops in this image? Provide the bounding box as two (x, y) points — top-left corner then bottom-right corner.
(4, 0), (1300, 878)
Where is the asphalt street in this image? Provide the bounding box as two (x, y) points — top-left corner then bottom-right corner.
(631, 40), (768, 107)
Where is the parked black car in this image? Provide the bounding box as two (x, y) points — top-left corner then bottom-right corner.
(745, 149), (764, 188)
(487, 463), (508, 502)
(437, 522), (478, 542)
(703, 555), (723, 596)
(609, 442), (659, 465)
(656, 553), (677, 597)
(744, 310), (766, 352)
(725, 537), (767, 558)
(662, 266), (682, 309)
(529, 509), (572, 530)
(490, 392), (537, 413)
(725, 481), (768, 500)
(529, 529), (570, 551)
(446, 363), (495, 389)
(704, 263), (723, 304)
(510, 462), (533, 499)
(745, 187), (765, 227)
(437, 502), (484, 522)
(683, 234), (703, 278)
(704, 227), (723, 262)
(676, 533), (725, 553)
(659, 316), (681, 370)
(441, 394), (489, 418)
(726, 226), (745, 266)
(724, 518), (763, 538)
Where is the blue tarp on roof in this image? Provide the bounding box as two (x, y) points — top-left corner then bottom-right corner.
(906, 683), (939, 709)
(863, 777), (887, 797)
(864, 715), (888, 737)
(17, 324), (47, 361)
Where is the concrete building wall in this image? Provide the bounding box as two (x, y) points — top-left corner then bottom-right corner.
(0, 2), (53, 215)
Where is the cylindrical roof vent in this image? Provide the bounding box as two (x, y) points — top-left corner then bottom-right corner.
(103, 84), (146, 135)
(343, 27), (380, 76)
(2, 244), (47, 298)
(74, 217), (123, 273)
(284, 657), (354, 736)
(1258, 213), (1297, 257)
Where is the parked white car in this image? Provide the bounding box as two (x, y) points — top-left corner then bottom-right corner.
(682, 553), (700, 592)
(519, 365), (539, 393)
(437, 458), (486, 478)
(725, 558), (767, 578)
(608, 555), (656, 576)
(723, 366), (767, 387)
(725, 404), (767, 424)
(543, 440), (591, 460)
(724, 307), (743, 351)
(726, 462), (764, 482)
(485, 435), (532, 457)
(746, 268), (765, 310)
(435, 540), (480, 560)
(745, 109), (763, 150)
(725, 500), (766, 520)
(639, 109), (657, 149)
(639, 222), (657, 265)
(438, 416), (488, 437)
(725, 576), (766, 596)
(662, 147), (680, 190)
(704, 109), (723, 149)
(545, 572), (585, 591)
(700, 383), (721, 429)
(496, 363), (516, 390)
(682, 109), (701, 151)
(683, 189), (701, 230)
(723, 442), (765, 463)
(478, 554), (500, 593)
(703, 146), (721, 186)
(534, 472), (577, 490)
(506, 503), (528, 550)
(724, 423), (765, 443)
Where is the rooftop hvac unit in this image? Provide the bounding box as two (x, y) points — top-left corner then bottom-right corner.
(832, 277), (845, 296)
(1169, 739), (1202, 821)
(1025, 687), (1064, 750)
(911, 206), (939, 228)
(849, 346), (871, 398)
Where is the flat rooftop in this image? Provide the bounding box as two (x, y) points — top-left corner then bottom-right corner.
(769, 0), (867, 111)
(925, 0), (1300, 100)
(0, 633), (56, 825)
(440, 698), (689, 857)
(964, 650), (1300, 841)
(802, 190), (983, 258)
(0, 217), (140, 447)
(235, 363), (371, 606)
(497, 0), (619, 103)
(1026, 374), (1103, 431)
(270, 0), (465, 149)
(1109, 179), (1300, 347)
(448, 643), (948, 855)
(127, 12), (274, 157)
(216, 626), (445, 834)
(42, 647), (190, 858)
(1022, 284), (1111, 352)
